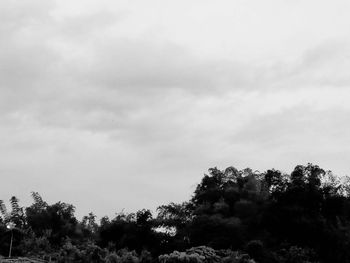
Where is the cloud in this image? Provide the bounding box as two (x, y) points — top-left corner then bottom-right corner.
(261, 40), (350, 90)
(0, 0), (261, 134)
(233, 107), (350, 146)
(71, 36), (262, 94)
(1, 0), (350, 218)
(3, 0), (350, 137)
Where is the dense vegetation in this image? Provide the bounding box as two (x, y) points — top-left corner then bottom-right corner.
(1, 163), (350, 262)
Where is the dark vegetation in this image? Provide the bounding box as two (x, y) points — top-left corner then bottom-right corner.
(1, 163), (350, 262)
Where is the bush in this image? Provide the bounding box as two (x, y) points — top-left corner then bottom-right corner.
(105, 252), (120, 263)
(159, 251), (204, 263)
(222, 252), (256, 263)
(273, 246), (318, 263)
(246, 240), (264, 260)
(186, 246), (221, 263)
(159, 246), (256, 263)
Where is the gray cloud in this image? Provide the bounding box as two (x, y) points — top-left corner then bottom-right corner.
(262, 40), (350, 89)
(233, 107), (350, 146)
(74, 38), (258, 92)
(1, 0), (350, 218)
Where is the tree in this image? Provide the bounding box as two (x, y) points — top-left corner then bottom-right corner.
(0, 196), (26, 228)
(26, 193), (78, 247)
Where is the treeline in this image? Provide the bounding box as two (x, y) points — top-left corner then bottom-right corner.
(1, 163), (350, 263)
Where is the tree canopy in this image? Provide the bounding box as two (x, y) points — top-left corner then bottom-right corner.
(1, 163), (350, 263)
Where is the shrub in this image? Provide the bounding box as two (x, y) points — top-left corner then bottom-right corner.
(246, 240), (264, 260)
(159, 246), (256, 263)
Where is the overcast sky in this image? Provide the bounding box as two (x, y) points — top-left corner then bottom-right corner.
(1, 0), (350, 218)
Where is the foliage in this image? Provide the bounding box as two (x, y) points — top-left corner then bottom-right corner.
(159, 250), (205, 263)
(1, 163), (350, 263)
(98, 209), (158, 253)
(159, 246), (255, 263)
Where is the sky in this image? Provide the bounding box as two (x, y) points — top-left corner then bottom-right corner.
(1, 0), (350, 219)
